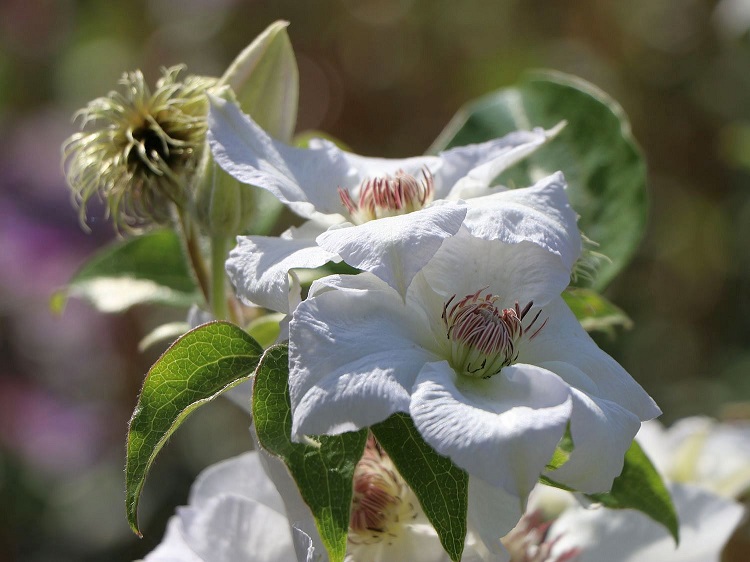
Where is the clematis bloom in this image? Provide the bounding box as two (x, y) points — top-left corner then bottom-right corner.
(288, 175), (660, 503)
(142, 451), (314, 562)
(209, 96), (563, 312)
(637, 416), (750, 499)
(142, 440), (517, 562)
(529, 417), (749, 562)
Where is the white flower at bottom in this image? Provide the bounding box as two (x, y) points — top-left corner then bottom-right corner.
(501, 417), (749, 562)
(143, 441), (512, 562)
(142, 451), (311, 562)
(539, 482), (744, 562)
(637, 416), (750, 499)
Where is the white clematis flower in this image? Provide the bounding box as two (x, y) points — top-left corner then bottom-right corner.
(142, 450), (315, 562)
(520, 417), (749, 562)
(544, 482), (744, 562)
(208, 96), (563, 312)
(637, 416), (750, 499)
(288, 176), (660, 504)
(143, 440), (516, 562)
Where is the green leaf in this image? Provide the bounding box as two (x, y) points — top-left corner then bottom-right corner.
(51, 230), (201, 314)
(372, 414), (468, 562)
(546, 423), (575, 471)
(253, 345), (367, 562)
(589, 440), (679, 543)
(562, 288), (633, 336)
(430, 70), (647, 290)
(125, 321), (263, 535)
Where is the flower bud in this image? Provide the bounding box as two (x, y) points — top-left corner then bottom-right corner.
(194, 20), (299, 236)
(218, 20), (298, 142)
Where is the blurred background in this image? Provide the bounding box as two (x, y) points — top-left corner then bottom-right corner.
(1, 0), (750, 560)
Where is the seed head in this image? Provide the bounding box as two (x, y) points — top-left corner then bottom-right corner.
(62, 65), (216, 231)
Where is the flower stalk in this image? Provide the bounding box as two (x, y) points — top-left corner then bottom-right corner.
(210, 234), (229, 321)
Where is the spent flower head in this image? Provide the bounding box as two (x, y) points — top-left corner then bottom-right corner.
(62, 65), (216, 231)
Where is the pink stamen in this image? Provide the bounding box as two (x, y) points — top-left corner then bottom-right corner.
(338, 168), (434, 224)
(442, 290), (549, 378)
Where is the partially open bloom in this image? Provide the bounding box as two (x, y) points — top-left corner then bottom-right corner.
(289, 175), (660, 505)
(63, 66), (215, 230)
(209, 96), (563, 312)
(346, 435), (514, 562)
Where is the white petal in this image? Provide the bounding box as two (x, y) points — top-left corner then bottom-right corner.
(282, 213), (344, 240)
(692, 422), (750, 496)
(143, 516), (204, 562)
(289, 276), (440, 438)
(463, 172), (581, 270)
(442, 125), (563, 200)
(226, 236), (339, 313)
(331, 146), (441, 190)
(419, 227), (571, 309)
(634, 420), (674, 475)
(467, 476), (523, 556)
(188, 452), (285, 516)
(542, 387), (641, 493)
(520, 296), (661, 421)
(410, 361), (572, 498)
(208, 96), (355, 217)
(652, 417), (750, 497)
(250, 432), (328, 562)
(178, 495), (297, 562)
(316, 201), (467, 297)
(292, 527), (317, 562)
(548, 483), (745, 562)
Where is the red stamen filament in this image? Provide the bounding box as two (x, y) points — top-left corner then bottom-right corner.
(442, 289), (548, 379)
(339, 168), (434, 224)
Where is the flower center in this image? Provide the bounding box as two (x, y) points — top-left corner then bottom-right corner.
(339, 168), (434, 224)
(349, 436), (417, 547)
(127, 124), (173, 175)
(442, 289), (547, 379)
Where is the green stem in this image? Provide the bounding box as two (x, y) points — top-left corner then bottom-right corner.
(210, 234), (229, 321)
(178, 212), (210, 306)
